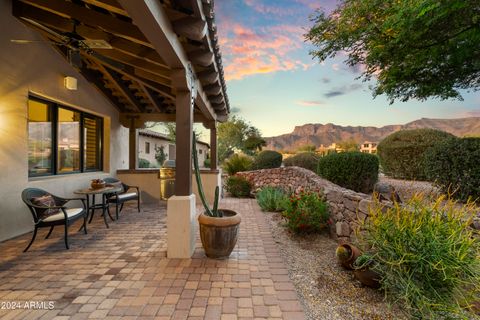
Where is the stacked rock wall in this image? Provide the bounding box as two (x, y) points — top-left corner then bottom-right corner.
(236, 167), (375, 243)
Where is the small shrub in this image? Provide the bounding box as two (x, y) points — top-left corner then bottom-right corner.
(357, 195), (480, 319)
(424, 137), (480, 201)
(317, 152), (379, 193)
(283, 152), (320, 172)
(377, 129), (455, 180)
(225, 176), (252, 198)
(138, 158), (151, 168)
(222, 154), (253, 175)
(282, 190), (329, 233)
(256, 187), (290, 212)
(204, 158), (211, 168)
(253, 150), (282, 170)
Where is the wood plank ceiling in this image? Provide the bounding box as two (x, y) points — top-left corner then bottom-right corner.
(12, 0), (230, 119)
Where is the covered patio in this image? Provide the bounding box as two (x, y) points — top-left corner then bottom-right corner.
(0, 199), (306, 320)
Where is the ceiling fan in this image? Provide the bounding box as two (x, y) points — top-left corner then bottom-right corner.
(11, 18), (112, 67)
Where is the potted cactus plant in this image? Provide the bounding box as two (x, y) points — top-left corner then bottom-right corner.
(193, 134), (241, 259)
(335, 243), (361, 270)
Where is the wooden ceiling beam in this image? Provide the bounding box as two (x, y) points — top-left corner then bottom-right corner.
(139, 84), (166, 113)
(172, 16), (207, 41)
(19, 0), (150, 46)
(96, 63), (143, 112)
(81, 0), (128, 17)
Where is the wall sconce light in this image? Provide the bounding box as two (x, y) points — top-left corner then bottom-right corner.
(64, 76), (78, 90)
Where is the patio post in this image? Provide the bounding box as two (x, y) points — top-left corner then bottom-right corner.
(128, 116), (139, 170)
(167, 67), (197, 258)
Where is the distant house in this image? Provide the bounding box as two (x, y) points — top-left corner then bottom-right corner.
(360, 141), (378, 154)
(138, 130), (209, 167)
(316, 143), (344, 154)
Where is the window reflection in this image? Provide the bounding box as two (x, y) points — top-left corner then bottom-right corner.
(57, 108), (80, 173)
(28, 100), (52, 176)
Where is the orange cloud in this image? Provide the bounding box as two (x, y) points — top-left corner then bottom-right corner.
(220, 23), (309, 80)
(296, 100), (326, 106)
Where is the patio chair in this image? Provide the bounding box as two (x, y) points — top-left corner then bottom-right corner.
(21, 188), (88, 252)
(104, 178), (141, 219)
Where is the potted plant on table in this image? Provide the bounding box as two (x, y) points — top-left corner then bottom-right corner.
(193, 134), (241, 259)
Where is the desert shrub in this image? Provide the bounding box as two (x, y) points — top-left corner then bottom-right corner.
(222, 154), (253, 175)
(138, 158), (151, 168)
(357, 195), (480, 319)
(282, 190), (329, 233)
(203, 158), (211, 168)
(377, 129), (455, 180)
(252, 150), (282, 170)
(225, 176), (252, 198)
(424, 137), (480, 201)
(283, 152), (320, 172)
(317, 152), (379, 193)
(256, 187), (290, 212)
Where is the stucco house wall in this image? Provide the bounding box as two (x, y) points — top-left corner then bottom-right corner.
(0, 1), (129, 242)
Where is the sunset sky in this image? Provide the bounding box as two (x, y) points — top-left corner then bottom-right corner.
(215, 0), (480, 137)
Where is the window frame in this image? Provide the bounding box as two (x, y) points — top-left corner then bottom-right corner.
(28, 96), (103, 178)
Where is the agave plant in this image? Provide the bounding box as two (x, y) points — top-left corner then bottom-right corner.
(192, 133), (222, 217)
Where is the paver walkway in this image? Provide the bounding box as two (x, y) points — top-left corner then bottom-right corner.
(0, 198), (306, 320)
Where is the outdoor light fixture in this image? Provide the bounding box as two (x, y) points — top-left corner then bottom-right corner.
(64, 76), (77, 90)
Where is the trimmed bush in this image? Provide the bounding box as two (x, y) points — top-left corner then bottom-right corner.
(283, 152), (320, 172)
(357, 195), (480, 319)
(256, 187), (290, 212)
(253, 150), (282, 170)
(377, 129), (455, 180)
(138, 158), (151, 168)
(225, 176), (252, 198)
(424, 137), (480, 201)
(222, 154), (253, 175)
(317, 152), (379, 193)
(282, 190), (329, 233)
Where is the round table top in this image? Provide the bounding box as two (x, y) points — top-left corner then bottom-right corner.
(74, 186), (122, 195)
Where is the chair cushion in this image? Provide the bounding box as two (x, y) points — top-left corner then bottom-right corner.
(109, 192), (138, 201)
(31, 195), (59, 219)
(42, 208), (84, 222)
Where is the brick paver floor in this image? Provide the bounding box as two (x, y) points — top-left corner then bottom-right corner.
(0, 198), (306, 320)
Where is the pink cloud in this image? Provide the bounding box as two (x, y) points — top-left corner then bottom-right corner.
(220, 23), (309, 80)
(296, 100), (326, 106)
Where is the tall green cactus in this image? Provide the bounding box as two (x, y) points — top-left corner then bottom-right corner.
(193, 133), (222, 217)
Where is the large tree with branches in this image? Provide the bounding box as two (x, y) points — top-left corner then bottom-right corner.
(306, 0), (480, 103)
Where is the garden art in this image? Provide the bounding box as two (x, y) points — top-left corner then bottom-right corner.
(222, 129), (480, 320)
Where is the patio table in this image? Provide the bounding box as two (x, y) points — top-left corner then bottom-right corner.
(74, 186), (122, 228)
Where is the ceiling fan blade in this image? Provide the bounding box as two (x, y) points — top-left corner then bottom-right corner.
(11, 39), (62, 45)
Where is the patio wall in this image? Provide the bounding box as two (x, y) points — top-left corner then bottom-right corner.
(237, 167), (376, 243)
(0, 1), (129, 242)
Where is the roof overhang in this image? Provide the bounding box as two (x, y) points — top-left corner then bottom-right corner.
(12, 0), (230, 124)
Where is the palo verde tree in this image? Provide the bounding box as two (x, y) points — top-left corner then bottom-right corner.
(306, 0), (480, 103)
(218, 116), (266, 161)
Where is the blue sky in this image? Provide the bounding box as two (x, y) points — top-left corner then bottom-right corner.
(215, 0), (480, 137)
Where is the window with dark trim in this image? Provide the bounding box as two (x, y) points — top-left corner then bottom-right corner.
(145, 142), (150, 154)
(28, 96), (103, 177)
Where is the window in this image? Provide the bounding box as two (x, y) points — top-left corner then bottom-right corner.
(199, 149), (203, 155)
(28, 96), (103, 177)
(145, 142), (150, 154)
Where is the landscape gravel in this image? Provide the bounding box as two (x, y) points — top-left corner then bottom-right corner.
(262, 208), (407, 320)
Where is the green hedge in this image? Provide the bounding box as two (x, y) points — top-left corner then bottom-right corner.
(225, 176), (252, 198)
(377, 129), (455, 180)
(317, 152), (379, 193)
(253, 150), (282, 170)
(222, 154), (253, 175)
(283, 152), (320, 172)
(424, 137), (480, 201)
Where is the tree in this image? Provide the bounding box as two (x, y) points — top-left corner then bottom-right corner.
(306, 0), (480, 103)
(218, 116), (266, 161)
(154, 145), (167, 166)
(337, 139), (359, 152)
(297, 144), (317, 153)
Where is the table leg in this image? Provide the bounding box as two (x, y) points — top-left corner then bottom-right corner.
(102, 193), (109, 228)
(78, 194), (90, 232)
(88, 194), (96, 223)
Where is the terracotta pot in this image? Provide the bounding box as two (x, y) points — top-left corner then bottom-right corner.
(198, 209), (241, 259)
(336, 243), (361, 270)
(354, 268), (381, 288)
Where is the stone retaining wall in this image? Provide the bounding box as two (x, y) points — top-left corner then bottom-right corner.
(236, 167), (376, 243)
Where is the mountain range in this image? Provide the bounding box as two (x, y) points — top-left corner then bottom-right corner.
(265, 117), (480, 151)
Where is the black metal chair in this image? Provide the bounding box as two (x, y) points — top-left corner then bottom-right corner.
(21, 188), (88, 252)
(104, 178), (141, 219)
